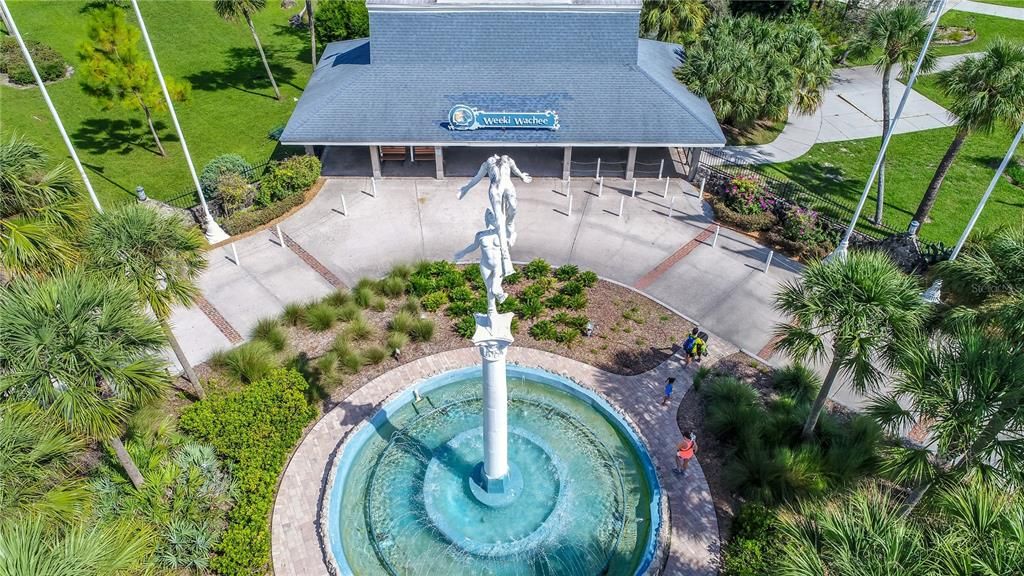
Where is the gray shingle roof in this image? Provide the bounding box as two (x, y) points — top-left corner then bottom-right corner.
(280, 38), (725, 147)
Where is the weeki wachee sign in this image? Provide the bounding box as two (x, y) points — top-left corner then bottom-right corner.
(448, 104), (559, 131)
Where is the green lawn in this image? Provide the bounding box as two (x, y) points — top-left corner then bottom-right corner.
(1, 0), (312, 207)
(971, 0), (1024, 8)
(755, 91), (1024, 245)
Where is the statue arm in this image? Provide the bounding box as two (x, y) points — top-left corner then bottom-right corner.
(458, 162), (489, 198)
(453, 233), (483, 261)
(509, 158), (532, 183)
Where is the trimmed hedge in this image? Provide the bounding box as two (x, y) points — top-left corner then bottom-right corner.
(200, 154), (253, 196)
(179, 369), (317, 576)
(0, 36), (67, 85)
(709, 196), (778, 232)
(219, 191), (305, 235)
(258, 155), (321, 206)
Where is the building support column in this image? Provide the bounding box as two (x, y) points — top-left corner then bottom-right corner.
(434, 146), (444, 180)
(686, 147), (703, 182)
(562, 146), (572, 181)
(304, 145), (314, 156)
(625, 146), (637, 180)
(369, 145), (382, 179)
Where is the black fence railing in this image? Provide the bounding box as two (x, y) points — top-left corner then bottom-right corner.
(162, 160), (273, 211)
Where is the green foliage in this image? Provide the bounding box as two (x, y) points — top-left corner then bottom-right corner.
(258, 155), (320, 205)
(703, 377), (761, 442)
(210, 340), (277, 384)
(219, 190), (305, 235)
(518, 296), (544, 320)
(462, 264), (484, 289)
(337, 302), (362, 322)
(772, 363), (820, 404)
(314, 0), (370, 43)
(389, 264), (413, 280)
(379, 275), (408, 298)
(721, 503), (781, 576)
(566, 293), (588, 311)
(304, 302), (338, 332)
(529, 320), (559, 341)
(282, 302), (305, 326)
(323, 288), (352, 307)
(251, 317), (287, 352)
(504, 271), (521, 285)
(455, 316), (477, 339)
(362, 345), (387, 365)
(0, 36), (67, 85)
(553, 312), (590, 332)
(200, 153), (253, 195)
(421, 291), (449, 312)
(369, 296), (388, 312)
(390, 310), (417, 334)
(216, 172), (254, 215)
(353, 285), (375, 308)
(339, 350), (363, 374)
(576, 270), (598, 288)
(346, 316), (373, 341)
(410, 318), (436, 342)
(522, 258), (552, 279)
(553, 264), (579, 281)
(400, 296), (421, 315)
(676, 16), (832, 128)
(387, 331), (409, 352)
(558, 281), (584, 297)
(0, 516), (156, 576)
(179, 369), (316, 576)
(640, 0), (709, 44)
(709, 195), (778, 232)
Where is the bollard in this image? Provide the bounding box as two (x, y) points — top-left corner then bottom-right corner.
(699, 178), (706, 198)
(663, 176), (670, 198)
(618, 196), (624, 218)
(657, 159), (664, 180)
(595, 158), (601, 179)
(667, 196), (675, 219)
(276, 224), (285, 248)
(631, 178), (637, 198)
(567, 192), (573, 217)
(597, 176), (603, 198)
(764, 250), (774, 273)
(340, 193), (348, 216)
(370, 177), (378, 198)
(566, 180), (571, 198)
(231, 243), (240, 266)
(712, 224), (721, 248)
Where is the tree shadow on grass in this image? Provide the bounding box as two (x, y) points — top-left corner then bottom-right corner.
(185, 46), (299, 99)
(81, 162), (136, 200)
(270, 22), (316, 69)
(72, 117), (175, 156)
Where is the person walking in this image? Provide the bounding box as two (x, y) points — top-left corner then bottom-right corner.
(675, 430), (698, 476)
(683, 327), (707, 366)
(661, 377), (676, 406)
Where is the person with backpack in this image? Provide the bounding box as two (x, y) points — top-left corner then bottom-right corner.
(683, 328), (709, 366)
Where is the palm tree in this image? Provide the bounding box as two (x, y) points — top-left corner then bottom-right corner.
(932, 481), (1024, 574)
(867, 326), (1024, 513)
(640, 0), (710, 44)
(932, 224), (1024, 337)
(0, 272), (169, 489)
(84, 204), (209, 398)
(0, 404), (89, 524)
(778, 482), (931, 576)
(773, 251), (927, 440)
(0, 517), (154, 576)
(0, 135), (87, 280)
(853, 2), (935, 225)
(214, 0), (281, 100)
(912, 39), (1024, 230)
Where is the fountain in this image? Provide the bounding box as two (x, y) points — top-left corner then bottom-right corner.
(324, 156), (660, 575)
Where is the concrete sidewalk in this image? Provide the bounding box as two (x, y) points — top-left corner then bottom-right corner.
(948, 0), (1024, 20)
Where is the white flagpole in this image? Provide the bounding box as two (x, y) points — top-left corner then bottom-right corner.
(0, 0), (102, 213)
(130, 0), (229, 243)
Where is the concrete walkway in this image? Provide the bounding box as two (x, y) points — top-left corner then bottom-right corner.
(949, 0), (1024, 20)
(273, 346), (730, 576)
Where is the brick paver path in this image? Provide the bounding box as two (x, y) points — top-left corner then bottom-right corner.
(272, 344), (734, 576)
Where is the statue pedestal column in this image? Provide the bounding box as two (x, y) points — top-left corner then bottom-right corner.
(470, 310), (520, 502)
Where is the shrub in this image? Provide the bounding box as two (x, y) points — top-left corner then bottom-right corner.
(219, 191), (305, 235)
(522, 258), (551, 279)
(210, 341), (277, 384)
(339, 350), (363, 374)
(316, 351), (338, 378)
(566, 293), (588, 311)
(447, 301), (473, 317)
(823, 415), (881, 484)
(304, 303), (338, 332)
(401, 296), (421, 315)
(780, 205), (820, 243)
(703, 377), (761, 442)
(725, 442), (828, 504)
(389, 264), (413, 280)
(379, 276), (407, 298)
(554, 264), (579, 281)
(462, 265), (483, 289)
(421, 291), (449, 312)
(504, 272), (521, 285)
(387, 331), (409, 352)
(545, 294), (568, 309)
(332, 333), (352, 357)
(529, 320), (559, 341)
(559, 281), (584, 297)
(346, 317), (373, 341)
(455, 316), (476, 339)
(555, 328), (580, 345)
(282, 302), (305, 326)
(709, 196), (778, 232)
(363, 345), (387, 365)
(692, 366), (712, 392)
(410, 318), (435, 342)
(353, 286), (374, 308)
(251, 317), (287, 352)
(179, 369), (316, 576)
(724, 175), (776, 216)
(369, 296), (388, 312)
(772, 363), (821, 404)
(521, 281), (549, 300)
(390, 310), (416, 334)
(553, 313), (589, 332)
(216, 172), (254, 215)
(200, 154), (252, 195)
(337, 302), (362, 322)
(323, 289), (351, 307)
(721, 503), (782, 576)
(449, 286), (474, 304)
(576, 270), (598, 288)
(518, 297), (543, 320)
(314, 0), (369, 43)
(0, 36), (66, 85)
(259, 155), (321, 205)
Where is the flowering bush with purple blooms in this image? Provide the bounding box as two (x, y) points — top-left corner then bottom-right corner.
(725, 175), (776, 215)
(781, 205), (821, 243)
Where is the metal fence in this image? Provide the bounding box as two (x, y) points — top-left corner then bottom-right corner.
(162, 159), (273, 211)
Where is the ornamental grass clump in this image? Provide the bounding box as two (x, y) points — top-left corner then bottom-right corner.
(251, 317), (287, 352)
(410, 318), (436, 342)
(210, 341), (277, 384)
(282, 302), (305, 326)
(390, 310), (417, 334)
(387, 331), (409, 353)
(346, 317), (373, 341)
(363, 345), (388, 365)
(304, 303), (338, 332)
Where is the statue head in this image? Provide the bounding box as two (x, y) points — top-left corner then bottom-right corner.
(484, 208), (497, 227)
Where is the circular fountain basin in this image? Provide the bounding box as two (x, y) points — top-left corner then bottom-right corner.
(327, 366), (661, 575)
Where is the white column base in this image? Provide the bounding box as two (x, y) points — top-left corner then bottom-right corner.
(204, 214), (230, 244)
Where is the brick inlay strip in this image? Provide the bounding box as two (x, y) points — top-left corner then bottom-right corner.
(195, 294), (243, 344)
(634, 224), (716, 290)
(281, 231), (345, 288)
(758, 334), (784, 360)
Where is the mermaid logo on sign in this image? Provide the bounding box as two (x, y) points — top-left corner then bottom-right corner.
(448, 105), (559, 131)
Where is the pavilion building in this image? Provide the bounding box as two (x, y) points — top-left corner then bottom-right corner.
(280, 0), (725, 181)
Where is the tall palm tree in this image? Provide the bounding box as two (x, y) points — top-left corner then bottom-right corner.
(0, 404), (89, 524)
(0, 517), (154, 576)
(912, 39), (1024, 230)
(640, 0), (710, 44)
(932, 224), (1024, 337)
(853, 2), (935, 225)
(214, 0), (281, 100)
(867, 326), (1024, 513)
(778, 482), (931, 576)
(0, 135), (88, 281)
(0, 272), (169, 489)
(84, 204), (209, 398)
(773, 251), (927, 440)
